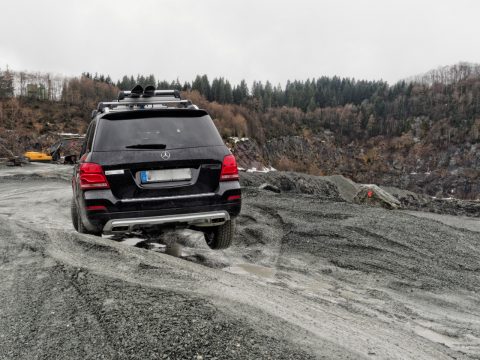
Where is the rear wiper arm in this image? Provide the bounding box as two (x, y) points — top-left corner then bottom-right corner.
(125, 144), (167, 149)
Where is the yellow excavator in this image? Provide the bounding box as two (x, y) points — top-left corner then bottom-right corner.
(23, 151), (53, 162)
(23, 137), (84, 163)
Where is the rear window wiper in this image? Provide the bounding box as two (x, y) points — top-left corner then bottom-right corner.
(125, 143), (167, 149)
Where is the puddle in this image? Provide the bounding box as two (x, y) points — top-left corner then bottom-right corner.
(225, 263), (276, 279)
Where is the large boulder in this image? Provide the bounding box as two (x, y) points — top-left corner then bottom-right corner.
(353, 184), (401, 210)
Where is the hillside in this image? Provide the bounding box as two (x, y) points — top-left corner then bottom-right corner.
(0, 64), (479, 199)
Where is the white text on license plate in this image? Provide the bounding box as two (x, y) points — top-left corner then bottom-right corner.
(140, 169), (192, 183)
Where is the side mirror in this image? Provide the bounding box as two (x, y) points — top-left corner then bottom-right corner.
(91, 110), (98, 118)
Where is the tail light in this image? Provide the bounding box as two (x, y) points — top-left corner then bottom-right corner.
(79, 163), (110, 190)
(220, 154), (239, 181)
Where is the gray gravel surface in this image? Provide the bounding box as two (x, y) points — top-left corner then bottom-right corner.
(1, 164), (480, 359)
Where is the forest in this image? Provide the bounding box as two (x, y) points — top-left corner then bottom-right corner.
(1, 62), (479, 198)
(1, 62), (480, 148)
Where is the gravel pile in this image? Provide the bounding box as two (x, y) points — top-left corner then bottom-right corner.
(240, 171), (344, 201)
(242, 171), (480, 217)
(2, 165), (480, 359)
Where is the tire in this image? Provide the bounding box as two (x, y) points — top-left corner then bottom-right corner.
(204, 219), (235, 250)
(71, 197), (79, 231)
(71, 197), (102, 236)
(77, 212), (88, 234)
(64, 155), (76, 164)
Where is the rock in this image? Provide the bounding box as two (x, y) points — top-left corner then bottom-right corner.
(353, 185), (401, 210)
(6, 156), (28, 167)
(259, 183), (281, 193)
(240, 172), (342, 201)
(323, 175), (360, 202)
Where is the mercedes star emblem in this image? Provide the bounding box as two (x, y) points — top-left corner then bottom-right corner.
(160, 151), (171, 160)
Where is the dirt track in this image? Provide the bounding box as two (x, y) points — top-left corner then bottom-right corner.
(1, 163), (480, 359)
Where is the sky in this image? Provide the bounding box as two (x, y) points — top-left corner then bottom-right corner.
(0, 0), (479, 86)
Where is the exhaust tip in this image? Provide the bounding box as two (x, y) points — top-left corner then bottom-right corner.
(111, 226), (129, 232)
(211, 218), (225, 224)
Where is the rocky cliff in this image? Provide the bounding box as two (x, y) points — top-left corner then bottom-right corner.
(233, 135), (480, 200)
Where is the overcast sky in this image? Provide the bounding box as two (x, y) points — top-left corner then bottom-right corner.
(1, 0), (479, 86)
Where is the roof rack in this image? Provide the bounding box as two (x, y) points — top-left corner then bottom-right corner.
(93, 86), (198, 118)
(117, 89), (181, 100)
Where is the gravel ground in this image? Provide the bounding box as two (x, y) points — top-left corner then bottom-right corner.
(1, 164), (480, 359)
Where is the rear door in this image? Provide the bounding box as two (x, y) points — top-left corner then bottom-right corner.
(90, 109), (228, 205)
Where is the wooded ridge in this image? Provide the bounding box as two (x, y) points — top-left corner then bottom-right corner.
(0, 62), (479, 199)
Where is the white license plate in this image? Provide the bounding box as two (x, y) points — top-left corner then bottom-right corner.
(140, 169), (192, 183)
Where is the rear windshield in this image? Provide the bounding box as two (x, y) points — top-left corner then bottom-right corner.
(93, 115), (224, 151)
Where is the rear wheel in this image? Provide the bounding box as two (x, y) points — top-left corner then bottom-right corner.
(204, 219), (235, 250)
(71, 198), (79, 231)
(71, 197), (102, 236)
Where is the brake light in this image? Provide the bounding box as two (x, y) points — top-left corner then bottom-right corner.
(79, 163), (110, 190)
(220, 154), (239, 181)
(227, 195), (241, 201)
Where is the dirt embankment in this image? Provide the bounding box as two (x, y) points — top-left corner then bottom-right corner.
(241, 170), (480, 217)
(1, 164), (480, 359)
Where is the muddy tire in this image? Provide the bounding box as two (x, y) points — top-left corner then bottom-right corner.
(77, 212), (88, 234)
(204, 219), (235, 250)
(71, 198), (79, 231)
(71, 197), (102, 236)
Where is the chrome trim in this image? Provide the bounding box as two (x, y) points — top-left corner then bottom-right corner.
(103, 211), (230, 233)
(105, 169), (125, 175)
(120, 192), (215, 203)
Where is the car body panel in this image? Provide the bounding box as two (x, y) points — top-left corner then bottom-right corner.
(72, 108), (241, 233)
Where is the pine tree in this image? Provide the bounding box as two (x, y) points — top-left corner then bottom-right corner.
(201, 75), (211, 100)
(263, 81), (273, 109)
(0, 68), (14, 98)
(307, 97), (317, 112)
(233, 80), (249, 104)
(156, 80), (169, 89)
(118, 75), (130, 90)
(225, 80), (233, 103)
(145, 74), (156, 87)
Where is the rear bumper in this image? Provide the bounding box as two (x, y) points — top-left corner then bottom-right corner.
(103, 210), (230, 234)
(78, 181), (241, 233)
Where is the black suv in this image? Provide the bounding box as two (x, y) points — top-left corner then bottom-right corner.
(71, 87), (241, 249)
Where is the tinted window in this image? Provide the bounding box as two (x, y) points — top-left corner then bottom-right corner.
(93, 115), (224, 151)
(86, 121), (96, 152)
(81, 121), (95, 156)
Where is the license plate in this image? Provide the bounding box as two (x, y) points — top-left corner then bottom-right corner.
(140, 168), (192, 183)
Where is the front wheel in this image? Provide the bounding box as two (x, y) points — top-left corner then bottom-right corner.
(204, 219), (235, 250)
